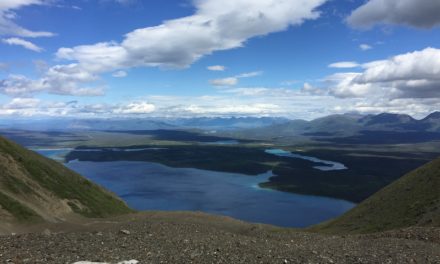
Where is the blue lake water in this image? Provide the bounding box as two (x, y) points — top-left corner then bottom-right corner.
(35, 148), (355, 228)
(265, 149), (348, 171)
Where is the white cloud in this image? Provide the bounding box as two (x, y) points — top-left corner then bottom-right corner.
(33, 59), (49, 73)
(300, 82), (327, 96)
(170, 103), (281, 116)
(209, 71), (262, 87)
(114, 102), (156, 114)
(348, 0), (440, 29)
(2, 37), (43, 52)
(56, 42), (128, 73)
(1, 0), (327, 98)
(0, 64), (105, 97)
(0, 0), (55, 37)
(236, 71), (263, 78)
(112, 70), (128, 78)
(207, 65), (226, 71)
(221, 87), (298, 97)
(360, 44), (372, 51)
(221, 85), (326, 97)
(2, 90), (439, 120)
(328, 61), (360, 69)
(328, 47), (440, 99)
(56, 0), (327, 71)
(328, 72), (377, 98)
(280, 80), (300, 86)
(4, 97), (40, 109)
(0, 98), (72, 117)
(209, 77), (238, 87)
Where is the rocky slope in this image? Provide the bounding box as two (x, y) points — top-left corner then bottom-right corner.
(0, 136), (132, 230)
(1, 212), (439, 264)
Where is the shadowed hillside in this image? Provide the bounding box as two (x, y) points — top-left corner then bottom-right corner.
(0, 136), (132, 225)
(311, 157), (440, 234)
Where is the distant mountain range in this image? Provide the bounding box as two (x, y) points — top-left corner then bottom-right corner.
(0, 118), (176, 131)
(0, 117), (287, 131)
(1, 113), (440, 144)
(230, 112), (440, 144)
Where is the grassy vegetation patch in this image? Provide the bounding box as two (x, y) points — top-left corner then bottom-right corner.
(311, 157), (440, 234)
(2, 175), (34, 195)
(0, 191), (41, 222)
(0, 136), (133, 218)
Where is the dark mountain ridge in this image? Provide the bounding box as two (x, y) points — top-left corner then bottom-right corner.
(230, 112), (440, 143)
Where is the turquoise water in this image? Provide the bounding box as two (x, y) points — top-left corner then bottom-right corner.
(265, 149), (348, 171)
(31, 148), (73, 162)
(205, 140), (240, 145)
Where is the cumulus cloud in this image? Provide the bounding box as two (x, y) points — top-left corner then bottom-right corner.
(1, 0), (327, 97)
(112, 70), (128, 78)
(329, 47), (440, 99)
(2, 37), (43, 52)
(360, 44), (372, 51)
(0, 0), (55, 37)
(348, 0), (440, 29)
(2, 90), (438, 120)
(4, 97), (41, 109)
(207, 65), (226, 71)
(0, 98), (156, 117)
(114, 102), (156, 114)
(236, 71), (263, 78)
(328, 61), (360, 69)
(33, 59), (49, 73)
(300, 82), (327, 96)
(209, 71), (262, 87)
(209, 77), (238, 87)
(0, 98), (70, 117)
(56, 0), (327, 71)
(0, 64), (105, 97)
(165, 103), (281, 116)
(328, 72), (377, 98)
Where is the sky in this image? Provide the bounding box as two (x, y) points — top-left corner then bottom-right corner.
(0, 0), (440, 120)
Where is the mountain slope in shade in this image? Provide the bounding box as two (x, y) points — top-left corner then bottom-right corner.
(422, 111), (440, 132)
(311, 157), (440, 234)
(0, 136), (132, 225)
(229, 112), (440, 143)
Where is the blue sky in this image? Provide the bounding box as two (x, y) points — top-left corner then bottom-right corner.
(1, 0), (440, 119)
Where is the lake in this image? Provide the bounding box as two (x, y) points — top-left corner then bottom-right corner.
(36, 148), (355, 228)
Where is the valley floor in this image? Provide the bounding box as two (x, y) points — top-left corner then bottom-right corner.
(1, 212), (439, 264)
